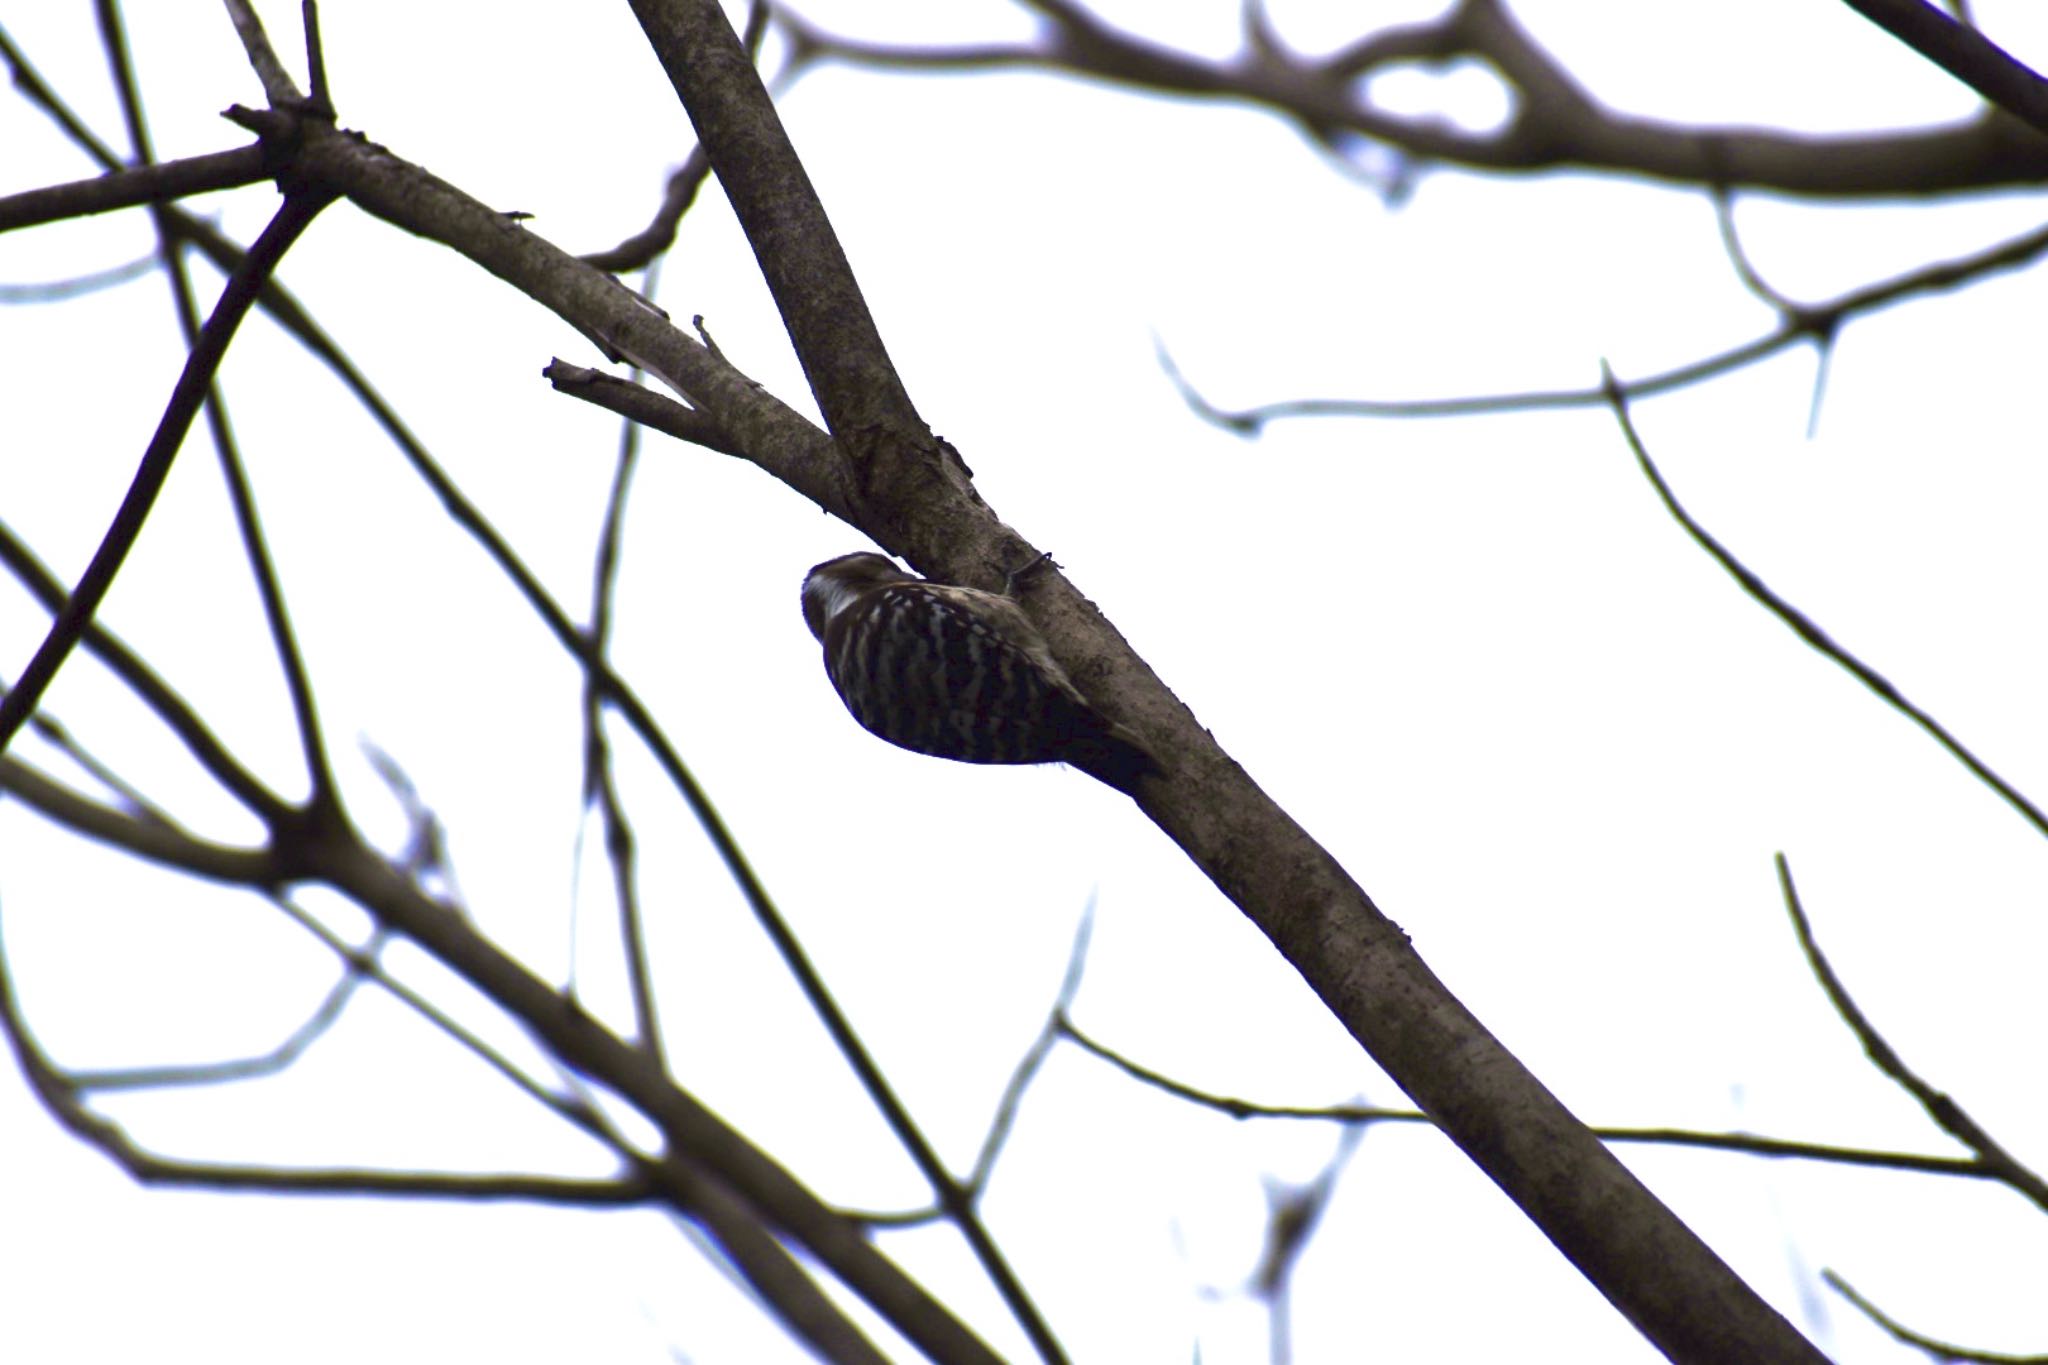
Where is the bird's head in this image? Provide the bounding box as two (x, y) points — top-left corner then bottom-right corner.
(801, 552), (914, 642)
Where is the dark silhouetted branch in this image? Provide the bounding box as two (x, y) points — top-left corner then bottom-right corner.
(1840, 0), (2048, 135)
(1777, 855), (2048, 1212)
(0, 188), (334, 756)
(1604, 373), (2048, 849)
(1822, 1269), (2048, 1363)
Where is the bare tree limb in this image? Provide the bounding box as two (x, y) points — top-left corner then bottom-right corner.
(0, 744), (998, 1363)
(562, 7), (1833, 1358)
(0, 896), (889, 1364)
(0, 146), (270, 232)
(199, 91), (1050, 1361)
(0, 758), (278, 884)
(776, 0), (2048, 197)
(628, 0), (926, 456)
(307, 824), (1005, 1364)
(5, 8), (1955, 1360)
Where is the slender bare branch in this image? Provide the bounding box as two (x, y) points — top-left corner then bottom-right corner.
(17, 708), (173, 823)
(101, 0), (344, 816)
(0, 758), (278, 884)
(1059, 1017), (2000, 1179)
(0, 185), (334, 757)
(0, 519), (289, 820)
(1840, 0), (2048, 134)
(582, 0), (773, 272)
(1776, 855), (2048, 1211)
(68, 932), (388, 1092)
(220, 0), (305, 107)
(582, 361), (664, 1066)
(0, 914), (639, 1207)
(1822, 1270), (2048, 1364)
(0, 147), (270, 232)
(302, 0), (333, 115)
(1604, 373), (2048, 848)
(0, 21), (124, 164)
(1173, 213), (2048, 433)
(963, 902), (1094, 1196)
(639, 1153), (896, 1365)
(0, 252), (159, 302)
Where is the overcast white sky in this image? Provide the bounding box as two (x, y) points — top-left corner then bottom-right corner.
(3, 2), (2047, 1362)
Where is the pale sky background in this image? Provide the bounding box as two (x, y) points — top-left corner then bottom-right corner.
(2, 2), (2047, 1362)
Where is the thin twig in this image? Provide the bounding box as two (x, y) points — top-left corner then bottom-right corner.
(1708, 185), (1836, 434)
(98, 0), (344, 816)
(1710, 185), (1802, 316)
(19, 708), (174, 824)
(582, 323), (664, 1066)
(0, 519), (287, 819)
(1169, 214), (2048, 434)
(0, 898), (648, 1205)
(69, 931), (388, 1092)
(581, 1), (773, 271)
(1060, 1016), (1998, 1179)
(963, 899), (1095, 1194)
(1252, 1120), (1366, 1365)
(1605, 368), (2048, 843)
(0, 21), (123, 162)
(0, 187), (334, 756)
(1602, 372), (2048, 848)
(220, 0), (305, 106)
(0, 253), (159, 302)
(1776, 854), (2048, 1210)
(1824, 1269), (2048, 1363)
(361, 742), (465, 905)
(302, 0), (332, 115)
